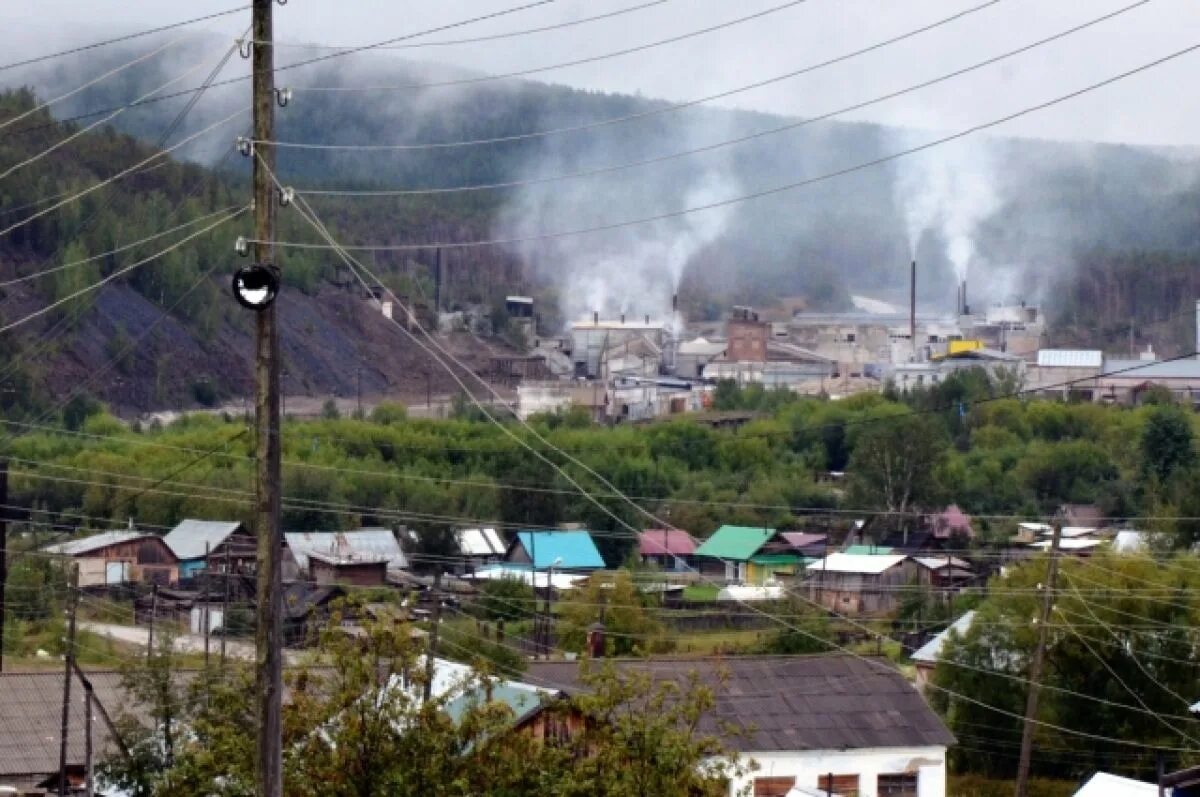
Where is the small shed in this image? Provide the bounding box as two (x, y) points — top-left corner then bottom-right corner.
(637, 529), (697, 571)
(163, 519), (257, 578)
(43, 530), (179, 586)
(805, 553), (915, 615)
(504, 530), (605, 572)
(309, 551), (388, 587)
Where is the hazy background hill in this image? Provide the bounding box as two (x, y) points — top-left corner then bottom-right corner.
(4, 34), (1200, 412)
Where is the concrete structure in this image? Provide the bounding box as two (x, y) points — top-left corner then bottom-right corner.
(675, 337), (726, 379)
(42, 530), (179, 586)
(568, 316), (666, 378)
(726, 306), (769, 362)
(805, 554), (916, 615)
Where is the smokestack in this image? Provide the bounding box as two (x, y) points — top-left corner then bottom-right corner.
(593, 310), (599, 325)
(961, 278), (969, 316)
(672, 293), (678, 313)
(620, 312), (625, 324)
(1195, 300), (1200, 359)
(644, 314), (649, 325)
(909, 260), (917, 359)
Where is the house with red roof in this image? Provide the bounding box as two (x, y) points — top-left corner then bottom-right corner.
(638, 529), (697, 572)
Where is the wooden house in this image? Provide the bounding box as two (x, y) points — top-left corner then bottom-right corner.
(163, 519), (257, 579)
(805, 553), (916, 615)
(43, 530), (179, 587)
(309, 551), (388, 587)
(694, 526), (803, 584)
(637, 529), (697, 572)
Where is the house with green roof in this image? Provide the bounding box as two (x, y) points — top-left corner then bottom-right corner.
(694, 525), (805, 584)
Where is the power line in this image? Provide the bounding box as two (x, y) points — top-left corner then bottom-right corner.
(291, 0), (1147, 196)
(0, 4), (249, 73)
(262, 0), (1000, 153)
(256, 39), (1200, 253)
(293, 0), (817, 93)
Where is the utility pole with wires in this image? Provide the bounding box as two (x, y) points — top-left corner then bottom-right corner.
(1014, 517), (1063, 797)
(221, 545), (231, 666)
(57, 563), (79, 797)
(423, 569), (444, 703)
(146, 582), (157, 658)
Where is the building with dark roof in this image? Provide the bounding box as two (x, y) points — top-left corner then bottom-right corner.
(526, 654), (953, 797)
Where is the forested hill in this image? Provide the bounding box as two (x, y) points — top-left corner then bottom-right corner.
(6, 33), (1200, 372)
(0, 89), (524, 416)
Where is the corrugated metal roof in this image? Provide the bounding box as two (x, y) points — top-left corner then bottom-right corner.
(1036, 349), (1103, 368)
(456, 527), (506, 557)
(513, 531), (605, 570)
(806, 553), (908, 574)
(843, 544), (893, 556)
(525, 655), (955, 752)
(638, 529), (697, 557)
(1101, 358), (1200, 379)
(911, 611), (976, 664)
(162, 519), (245, 561)
(42, 530), (146, 556)
(695, 526), (774, 561)
(913, 556), (972, 571)
(285, 529), (408, 571)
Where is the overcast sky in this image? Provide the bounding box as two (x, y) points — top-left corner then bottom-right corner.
(4, 0), (1199, 149)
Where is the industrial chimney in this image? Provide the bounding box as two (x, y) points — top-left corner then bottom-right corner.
(672, 293), (679, 313)
(593, 310), (599, 325)
(960, 278), (970, 316)
(1195, 300), (1200, 359)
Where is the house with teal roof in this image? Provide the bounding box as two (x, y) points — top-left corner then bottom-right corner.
(694, 525), (806, 584)
(504, 530), (606, 572)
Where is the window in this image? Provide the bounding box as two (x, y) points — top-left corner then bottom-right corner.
(877, 772), (919, 796)
(753, 776), (796, 797)
(817, 774), (860, 796)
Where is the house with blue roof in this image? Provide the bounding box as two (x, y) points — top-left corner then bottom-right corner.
(504, 530), (605, 572)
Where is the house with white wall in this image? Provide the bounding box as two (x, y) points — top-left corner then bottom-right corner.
(527, 653), (953, 797)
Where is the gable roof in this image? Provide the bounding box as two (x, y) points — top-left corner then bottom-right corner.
(512, 530), (605, 570)
(913, 556), (972, 571)
(285, 529), (408, 571)
(282, 583), (346, 620)
(162, 519), (246, 561)
(1073, 772), (1158, 797)
(42, 530), (148, 556)
(779, 532), (828, 551)
(694, 526), (775, 561)
(843, 544), (893, 556)
(638, 529), (697, 557)
(455, 527), (507, 557)
(525, 655), (955, 752)
(911, 611), (977, 664)
(807, 553), (909, 575)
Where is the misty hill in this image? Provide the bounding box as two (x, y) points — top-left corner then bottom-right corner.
(7, 34), (1200, 372)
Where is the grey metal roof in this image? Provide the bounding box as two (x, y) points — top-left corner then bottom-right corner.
(285, 529), (408, 571)
(911, 611), (977, 664)
(525, 654), (954, 752)
(162, 519), (245, 561)
(0, 671), (129, 778)
(1037, 349), (1103, 368)
(1101, 359), (1200, 380)
(42, 530), (146, 556)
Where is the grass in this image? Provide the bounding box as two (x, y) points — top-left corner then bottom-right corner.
(681, 584), (720, 602)
(670, 628), (765, 656)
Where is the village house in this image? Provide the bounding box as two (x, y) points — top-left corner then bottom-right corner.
(779, 531), (829, 559)
(42, 529), (179, 587)
(453, 526), (507, 571)
(526, 654), (954, 797)
(910, 611), (977, 691)
(162, 519), (257, 579)
(503, 530), (605, 572)
(308, 551), (389, 587)
(284, 528), (409, 578)
(806, 553), (917, 615)
(637, 528), (697, 572)
(694, 526), (803, 583)
(912, 556), (975, 595)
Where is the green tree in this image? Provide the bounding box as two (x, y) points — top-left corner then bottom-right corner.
(1140, 403), (1195, 484)
(846, 412), (949, 514)
(558, 571), (670, 657)
(475, 576), (536, 622)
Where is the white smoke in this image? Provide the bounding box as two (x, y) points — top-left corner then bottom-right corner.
(895, 136), (999, 283)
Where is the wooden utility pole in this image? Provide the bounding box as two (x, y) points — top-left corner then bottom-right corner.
(221, 545), (231, 666)
(58, 563), (79, 797)
(423, 569), (444, 703)
(84, 685), (94, 797)
(1014, 520), (1063, 797)
(147, 582), (157, 658)
(0, 459), (8, 673)
(250, 1), (283, 796)
(203, 542), (211, 673)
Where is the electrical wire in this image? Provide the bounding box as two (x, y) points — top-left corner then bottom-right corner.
(0, 4), (249, 73)
(291, 0), (1146, 196)
(263, 0), (1000, 153)
(257, 39), (1200, 253)
(0, 207), (248, 334)
(294, 0), (817, 93)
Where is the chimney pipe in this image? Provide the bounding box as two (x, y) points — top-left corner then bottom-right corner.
(644, 314), (650, 325)
(961, 278), (969, 316)
(620, 312), (625, 324)
(909, 260), (917, 359)
(593, 310), (599, 325)
(1195, 300), (1200, 359)
(672, 293), (678, 313)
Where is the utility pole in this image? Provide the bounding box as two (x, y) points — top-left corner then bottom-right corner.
(250, 2), (283, 796)
(58, 563), (79, 797)
(84, 684), (94, 797)
(1014, 519), (1063, 797)
(423, 569), (444, 703)
(221, 545), (231, 666)
(0, 459), (8, 673)
(146, 582), (157, 658)
(203, 542), (211, 674)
